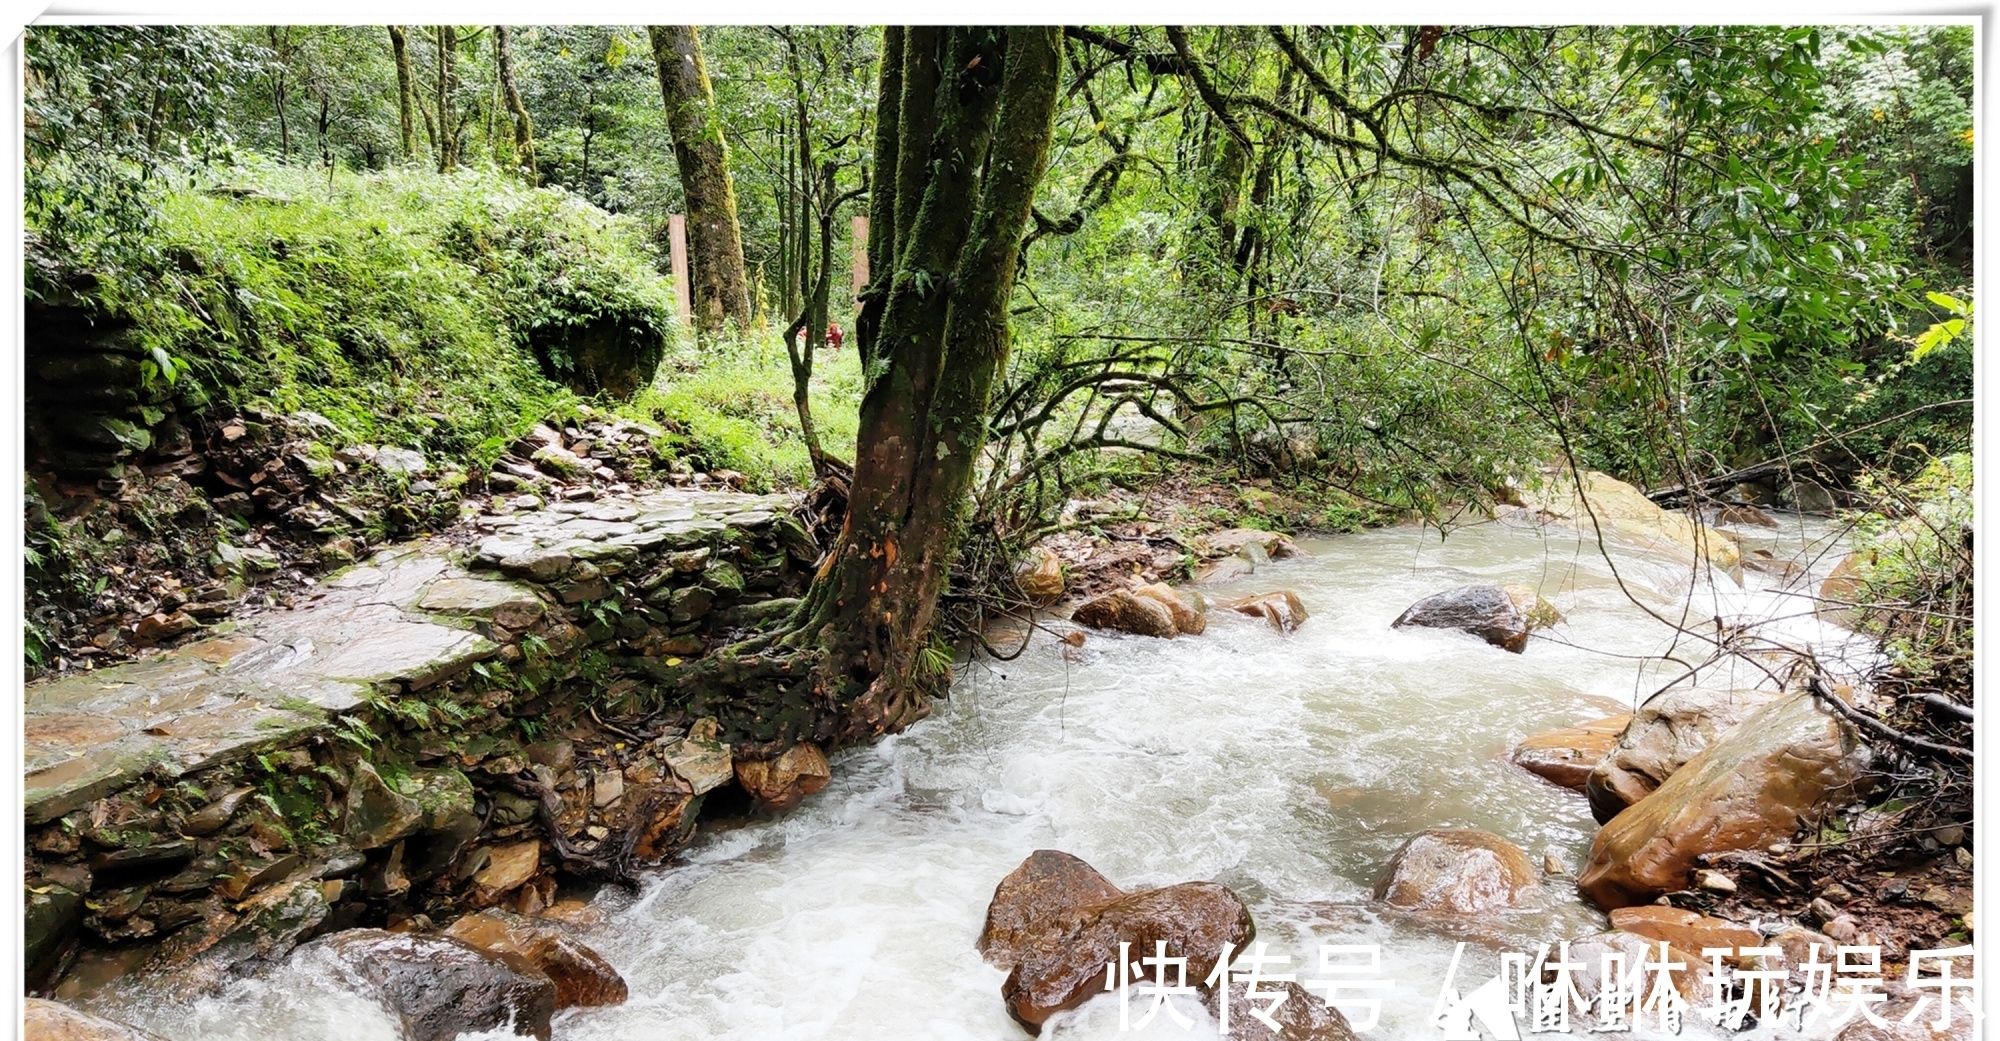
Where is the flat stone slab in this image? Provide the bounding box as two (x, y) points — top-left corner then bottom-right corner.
(23, 488), (794, 826)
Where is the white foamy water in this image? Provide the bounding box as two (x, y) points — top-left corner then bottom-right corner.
(81, 513), (1871, 1041)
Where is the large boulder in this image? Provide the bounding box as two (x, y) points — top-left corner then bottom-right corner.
(1391, 586), (1545, 653)
(978, 849), (1126, 972)
(1003, 882), (1254, 1031)
(1371, 829), (1540, 914)
(298, 929), (557, 1041)
(24, 999), (169, 1041)
(980, 850), (1254, 1033)
(1577, 691), (1871, 910)
(1071, 589), (1180, 638)
(1516, 468), (1741, 572)
(734, 742), (831, 812)
(1204, 979), (1357, 1041)
(1132, 583), (1207, 635)
(443, 910), (627, 1009)
(1223, 591), (1309, 633)
(1511, 714), (1630, 791)
(1607, 906), (1762, 960)
(1585, 688), (1786, 823)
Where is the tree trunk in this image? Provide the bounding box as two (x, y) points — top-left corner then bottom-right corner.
(649, 25), (754, 335)
(494, 26), (537, 183)
(435, 25), (457, 173)
(683, 26), (1060, 755)
(388, 26), (418, 160)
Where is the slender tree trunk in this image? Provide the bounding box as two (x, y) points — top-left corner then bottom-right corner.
(648, 25), (754, 335)
(388, 26), (417, 160)
(435, 25), (457, 173)
(684, 26), (1060, 754)
(267, 28), (291, 162)
(494, 26), (537, 183)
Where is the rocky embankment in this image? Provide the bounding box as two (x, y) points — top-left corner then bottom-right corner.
(25, 471), (826, 1034)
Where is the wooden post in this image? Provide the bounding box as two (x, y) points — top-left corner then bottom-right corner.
(669, 213), (693, 327)
(851, 215), (869, 303)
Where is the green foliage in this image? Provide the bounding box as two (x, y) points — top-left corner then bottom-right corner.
(1847, 452), (1973, 673)
(632, 335), (863, 488)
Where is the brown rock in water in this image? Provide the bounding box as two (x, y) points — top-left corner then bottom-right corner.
(1511, 714), (1630, 791)
(1561, 931), (1704, 1015)
(1577, 691), (1871, 910)
(734, 742), (831, 812)
(1204, 529), (1300, 560)
(1071, 589), (1181, 638)
(1717, 504), (1780, 528)
(472, 840), (541, 900)
(1016, 547), (1065, 604)
(1224, 590), (1309, 633)
(1608, 906), (1762, 961)
(1585, 688), (1785, 823)
(1818, 552), (1868, 627)
(1003, 882), (1254, 1032)
(1392, 585), (1536, 652)
(1372, 829), (1540, 914)
(1131, 583), (1206, 635)
(1516, 468), (1742, 572)
(444, 910), (628, 1009)
(299, 929), (557, 1041)
(24, 998), (169, 1040)
(1204, 979), (1357, 1040)
(978, 849), (1126, 972)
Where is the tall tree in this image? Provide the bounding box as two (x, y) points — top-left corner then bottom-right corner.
(685, 25), (1061, 751)
(387, 25), (417, 160)
(648, 25), (753, 334)
(434, 25), (457, 173)
(493, 26), (537, 183)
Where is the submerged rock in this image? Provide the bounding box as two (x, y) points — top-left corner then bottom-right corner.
(443, 910), (627, 1009)
(300, 929), (557, 1041)
(24, 999), (168, 1041)
(734, 742), (831, 812)
(1372, 829), (1540, 914)
(1391, 585), (1542, 653)
(1578, 691), (1871, 910)
(1223, 590), (1309, 633)
(1585, 687), (1785, 823)
(1511, 714), (1629, 791)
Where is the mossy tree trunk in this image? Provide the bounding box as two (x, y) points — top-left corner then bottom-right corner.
(435, 25), (458, 173)
(684, 26), (1061, 755)
(388, 26), (418, 160)
(649, 25), (754, 336)
(494, 26), (537, 184)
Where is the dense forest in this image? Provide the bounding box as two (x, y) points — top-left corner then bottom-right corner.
(20, 25), (1978, 1037)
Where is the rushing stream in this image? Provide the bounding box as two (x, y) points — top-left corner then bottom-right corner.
(79, 511), (1872, 1041)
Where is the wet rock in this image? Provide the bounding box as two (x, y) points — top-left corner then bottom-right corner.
(1517, 468), (1741, 572)
(416, 578), (544, 630)
(1607, 906), (1761, 961)
(473, 841), (542, 901)
(1716, 504), (1779, 528)
(978, 849), (1127, 972)
(1561, 931), (1703, 1018)
(1071, 589), (1180, 638)
(1585, 687), (1785, 823)
(1510, 714), (1630, 791)
(1204, 979), (1356, 1041)
(734, 743), (831, 812)
(343, 761), (423, 851)
(660, 732), (733, 796)
(24, 998), (169, 1040)
(374, 447), (428, 475)
(1391, 585), (1536, 653)
(1578, 691), (1871, 910)
(1016, 547), (1065, 603)
(1371, 829), (1540, 914)
(1223, 590), (1308, 633)
(1131, 582), (1206, 635)
(1499, 583), (1562, 630)
(1002, 881), (1254, 1031)
(443, 910), (628, 1009)
(300, 929), (557, 1041)
(1818, 552), (1867, 626)
(1193, 554), (1257, 585)
(1204, 529), (1299, 560)
(89, 840), (195, 873)
(27, 882), (83, 982)
(132, 611), (197, 644)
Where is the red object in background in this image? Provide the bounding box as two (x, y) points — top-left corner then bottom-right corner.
(826, 323), (844, 350)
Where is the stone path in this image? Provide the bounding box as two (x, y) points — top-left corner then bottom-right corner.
(23, 487), (793, 825)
